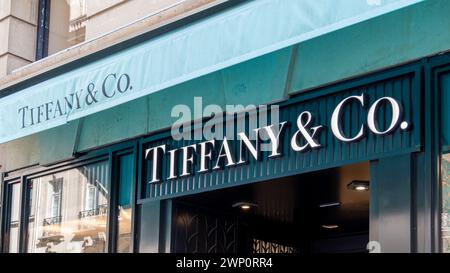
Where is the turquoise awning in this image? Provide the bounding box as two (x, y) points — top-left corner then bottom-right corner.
(0, 0), (422, 144)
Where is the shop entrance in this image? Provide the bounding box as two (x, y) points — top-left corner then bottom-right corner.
(171, 162), (370, 253)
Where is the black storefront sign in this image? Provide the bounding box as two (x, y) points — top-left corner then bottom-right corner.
(139, 66), (421, 201)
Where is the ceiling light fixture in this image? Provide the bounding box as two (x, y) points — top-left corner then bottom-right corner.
(232, 201), (257, 211)
(319, 202), (341, 208)
(347, 180), (370, 191)
(322, 224), (339, 229)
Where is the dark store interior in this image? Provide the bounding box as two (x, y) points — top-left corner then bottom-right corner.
(173, 162), (370, 253)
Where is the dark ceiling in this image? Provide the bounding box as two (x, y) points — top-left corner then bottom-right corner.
(178, 161), (370, 244)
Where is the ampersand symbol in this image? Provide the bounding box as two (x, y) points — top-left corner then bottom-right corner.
(85, 83), (98, 105)
(290, 111), (323, 152)
(367, 241), (381, 253)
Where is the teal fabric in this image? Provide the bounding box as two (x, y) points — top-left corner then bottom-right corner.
(0, 0), (420, 144)
(3, 0), (447, 172)
(289, 0), (450, 93)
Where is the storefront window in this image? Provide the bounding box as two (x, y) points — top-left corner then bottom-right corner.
(442, 154), (450, 252)
(441, 72), (450, 252)
(26, 161), (109, 253)
(116, 154), (134, 253)
(4, 183), (21, 253)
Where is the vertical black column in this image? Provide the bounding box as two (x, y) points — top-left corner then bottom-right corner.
(370, 154), (412, 253)
(36, 0), (51, 60)
(106, 152), (117, 253)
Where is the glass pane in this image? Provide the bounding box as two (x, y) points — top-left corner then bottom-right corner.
(48, 0), (87, 55)
(8, 183), (21, 253)
(443, 154), (450, 252)
(117, 154), (134, 253)
(85, 186), (97, 210)
(441, 72), (450, 252)
(442, 73), (450, 152)
(26, 161), (109, 253)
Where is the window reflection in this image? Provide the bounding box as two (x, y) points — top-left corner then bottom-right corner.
(27, 161), (109, 253)
(117, 207), (132, 253)
(116, 154), (134, 253)
(443, 154), (450, 253)
(7, 183), (21, 253)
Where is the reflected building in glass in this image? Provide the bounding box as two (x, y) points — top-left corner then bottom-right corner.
(442, 155), (450, 253)
(26, 161), (109, 253)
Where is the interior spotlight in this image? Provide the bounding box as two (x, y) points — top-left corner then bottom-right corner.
(347, 180), (370, 191)
(322, 224), (339, 229)
(319, 202), (341, 208)
(232, 201), (257, 211)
